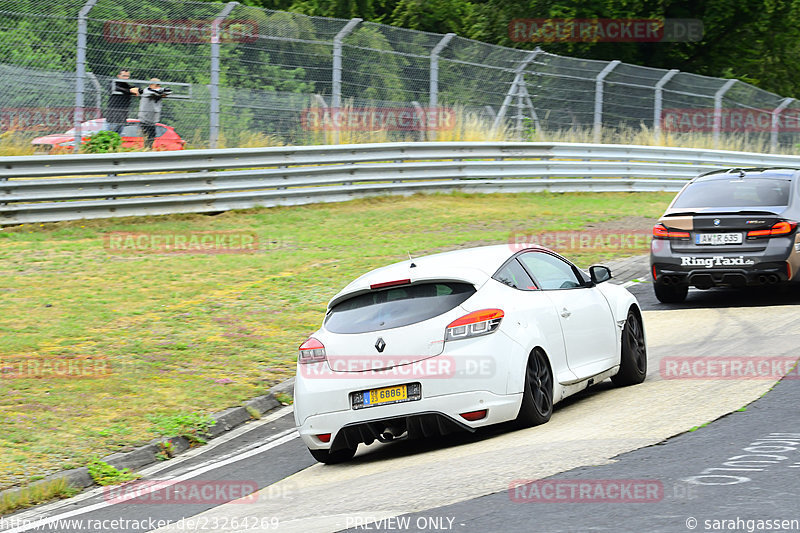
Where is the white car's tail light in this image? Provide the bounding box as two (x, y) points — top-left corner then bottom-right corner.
(445, 309), (503, 341)
(299, 337), (326, 364)
(460, 409), (487, 421)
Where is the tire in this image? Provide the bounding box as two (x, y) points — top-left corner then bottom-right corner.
(516, 349), (553, 427)
(611, 309), (647, 386)
(653, 281), (688, 303)
(308, 445), (357, 464)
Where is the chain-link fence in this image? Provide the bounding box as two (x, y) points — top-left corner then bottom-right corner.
(2, 0), (799, 150)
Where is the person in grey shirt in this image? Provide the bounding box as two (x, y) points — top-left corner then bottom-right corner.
(138, 78), (171, 148)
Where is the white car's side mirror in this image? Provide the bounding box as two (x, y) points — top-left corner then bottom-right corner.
(589, 265), (612, 284)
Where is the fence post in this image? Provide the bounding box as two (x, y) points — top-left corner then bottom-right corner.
(515, 85), (525, 140)
(86, 72), (103, 118)
(593, 60), (620, 143)
(429, 33), (455, 141)
(210, 2), (238, 149)
(770, 97), (794, 152)
(653, 69), (679, 143)
(493, 48), (541, 134)
(332, 18), (362, 144)
(517, 83), (540, 134)
(74, 0), (99, 153)
(713, 79), (736, 148)
(411, 101), (426, 141)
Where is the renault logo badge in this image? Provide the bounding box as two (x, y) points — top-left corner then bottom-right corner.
(375, 338), (386, 353)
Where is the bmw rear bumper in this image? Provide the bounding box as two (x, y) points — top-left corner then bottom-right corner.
(652, 263), (790, 288)
(650, 237), (797, 288)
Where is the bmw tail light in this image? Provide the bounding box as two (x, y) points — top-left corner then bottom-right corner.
(652, 223), (690, 240)
(298, 337), (326, 364)
(746, 220), (798, 238)
(446, 309), (503, 341)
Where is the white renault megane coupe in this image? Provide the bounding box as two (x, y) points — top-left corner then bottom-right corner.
(294, 244), (647, 463)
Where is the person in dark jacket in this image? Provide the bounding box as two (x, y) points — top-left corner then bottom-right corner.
(105, 69), (139, 134)
(137, 79), (171, 149)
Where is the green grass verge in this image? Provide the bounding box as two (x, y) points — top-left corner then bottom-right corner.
(0, 191), (673, 489)
(0, 478), (79, 514)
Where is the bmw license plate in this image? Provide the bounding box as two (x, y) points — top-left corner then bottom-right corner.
(695, 233), (743, 245)
(363, 384), (407, 407)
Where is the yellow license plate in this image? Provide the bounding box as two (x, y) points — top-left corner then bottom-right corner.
(364, 384), (407, 406)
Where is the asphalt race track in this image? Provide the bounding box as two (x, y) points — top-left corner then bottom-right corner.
(3, 272), (800, 533)
(387, 373), (800, 533)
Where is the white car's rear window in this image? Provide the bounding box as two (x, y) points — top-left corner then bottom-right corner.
(325, 282), (475, 334)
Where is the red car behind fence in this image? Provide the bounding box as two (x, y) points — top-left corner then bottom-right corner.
(31, 118), (186, 153)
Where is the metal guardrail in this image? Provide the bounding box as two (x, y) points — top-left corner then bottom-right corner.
(2, 142), (800, 224)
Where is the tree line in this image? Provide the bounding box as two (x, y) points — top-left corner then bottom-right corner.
(243, 0), (800, 98)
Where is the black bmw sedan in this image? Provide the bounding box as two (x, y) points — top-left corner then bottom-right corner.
(650, 168), (800, 303)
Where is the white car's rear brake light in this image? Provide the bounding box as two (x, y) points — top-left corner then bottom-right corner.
(445, 309), (503, 341)
(298, 337), (326, 364)
(370, 278), (411, 289)
(460, 409), (487, 421)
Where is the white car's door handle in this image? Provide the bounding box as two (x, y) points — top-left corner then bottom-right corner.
(560, 308), (571, 318)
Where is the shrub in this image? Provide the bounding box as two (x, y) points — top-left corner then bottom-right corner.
(82, 131), (121, 153)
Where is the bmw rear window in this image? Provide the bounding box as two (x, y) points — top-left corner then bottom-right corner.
(672, 178), (791, 208)
(325, 282), (475, 334)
